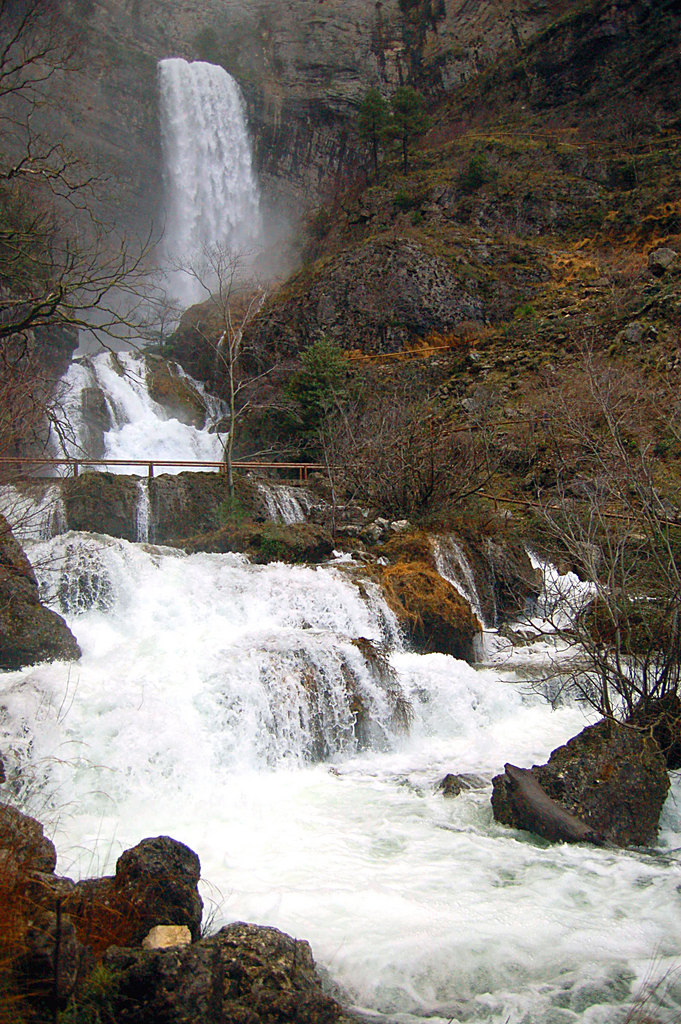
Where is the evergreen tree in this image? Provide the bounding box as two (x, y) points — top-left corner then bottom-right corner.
(387, 86), (430, 174)
(358, 88), (389, 180)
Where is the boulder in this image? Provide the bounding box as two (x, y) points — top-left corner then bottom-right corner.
(0, 515), (81, 669)
(377, 559), (480, 661)
(437, 773), (487, 797)
(0, 802), (57, 875)
(648, 247), (678, 276)
(65, 836), (203, 954)
(102, 922), (351, 1024)
(142, 925), (192, 950)
(492, 719), (670, 847)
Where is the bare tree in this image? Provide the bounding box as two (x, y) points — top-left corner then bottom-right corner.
(527, 353), (681, 730)
(183, 246), (267, 497)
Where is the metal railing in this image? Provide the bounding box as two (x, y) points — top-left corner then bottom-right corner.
(0, 457), (325, 483)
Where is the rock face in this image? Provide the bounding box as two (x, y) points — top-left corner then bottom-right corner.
(246, 238), (485, 361)
(103, 922), (349, 1024)
(492, 719), (670, 848)
(44, 0), (572, 230)
(62, 473), (142, 543)
(0, 515), (81, 669)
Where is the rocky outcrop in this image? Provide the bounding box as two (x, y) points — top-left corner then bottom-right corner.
(246, 238), (484, 360)
(0, 515), (81, 669)
(182, 522), (334, 565)
(492, 719), (670, 847)
(0, 807), (349, 1024)
(62, 472), (141, 543)
(377, 558), (480, 661)
(103, 922), (350, 1024)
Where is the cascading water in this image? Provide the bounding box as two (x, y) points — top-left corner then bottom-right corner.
(158, 58), (261, 306)
(55, 350), (225, 469)
(1, 521), (680, 1023)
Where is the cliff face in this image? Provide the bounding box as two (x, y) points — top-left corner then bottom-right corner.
(52, 0), (567, 227)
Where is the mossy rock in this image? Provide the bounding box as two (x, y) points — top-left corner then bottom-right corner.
(145, 355), (208, 428)
(62, 472), (140, 542)
(376, 558), (480, 661)
(181, 522), (334, 564)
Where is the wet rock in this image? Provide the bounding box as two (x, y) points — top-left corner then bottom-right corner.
(437, 773), (486, 797)
(66, 836), (203, 952)
(492, 764), (601, 844)
(114, 836), (203, 944)
(145, 354), (208, 428)
(377, 559), (480, 661)
(648, 247), (678, 276)
(62, 472), (141, 542)
(0, 515), (81, 669)
(0, 802), (57, 875)
(492, 719), (670, 847)
(103, 921), (350, 1024)
(484, 539), (541, 622)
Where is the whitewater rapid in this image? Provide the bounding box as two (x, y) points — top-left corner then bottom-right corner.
(1, 531), (680, 1024)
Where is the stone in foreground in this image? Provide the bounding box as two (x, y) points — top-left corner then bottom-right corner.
(492, 719), (669, 847)
(105, 921), (351, 1024)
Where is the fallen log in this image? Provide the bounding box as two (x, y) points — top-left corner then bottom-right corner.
(499, 763), (603, 845)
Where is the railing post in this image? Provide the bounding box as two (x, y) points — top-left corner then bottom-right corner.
(73, 461), (79, 478)
(148, 463), (154, 479)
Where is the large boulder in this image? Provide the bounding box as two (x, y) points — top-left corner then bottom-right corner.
(492, 719), (670, 847)
(66, 836), (203, 953)
(102, 922), (350, 1024)
(377, 559), (480, 661)
(0, 515), (81, 669)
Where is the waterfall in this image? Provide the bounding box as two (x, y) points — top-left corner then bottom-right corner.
(54, 351), (225, 470)
(432, 534), (486, 624)
(255, 481), (317, 524)
(158, 58), (261, 306)
(0, 482), (66, 544)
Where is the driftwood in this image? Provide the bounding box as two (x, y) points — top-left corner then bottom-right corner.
(502, 764), (603, 845)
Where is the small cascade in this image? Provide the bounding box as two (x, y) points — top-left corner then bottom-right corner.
(255, 481), (316, 524)
(432, 534), (486, 624)
(158, 58), (261, 306)
(54, 351), (225, 471)
(0, 483), (66, 545)
(135, 480), (151, 543)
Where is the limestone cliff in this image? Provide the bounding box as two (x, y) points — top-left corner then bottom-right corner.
(50, 0), (569, 228)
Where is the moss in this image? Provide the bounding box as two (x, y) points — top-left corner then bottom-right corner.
(180, 522), (334, 565)
(376, 558), (480, 660)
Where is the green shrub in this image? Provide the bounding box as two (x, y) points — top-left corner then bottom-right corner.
(460, 152), (497, 193)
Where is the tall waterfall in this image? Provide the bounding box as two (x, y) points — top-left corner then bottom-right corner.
(158, 58), (261, 305)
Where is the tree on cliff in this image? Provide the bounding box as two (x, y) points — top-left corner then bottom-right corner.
(386, 87), (430, 175)
(0, 0), (152, 462)
(358, 89), (389, 180)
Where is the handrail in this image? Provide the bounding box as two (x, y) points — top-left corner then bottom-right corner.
(0, 456), (325, 483)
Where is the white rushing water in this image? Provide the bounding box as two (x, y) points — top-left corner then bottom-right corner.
(158, 58), (261, 306)
(1, 529), (680, 1024)
(54, 350), (225, 470)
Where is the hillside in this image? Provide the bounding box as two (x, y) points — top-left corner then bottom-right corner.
(183, 0), (681, 534)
